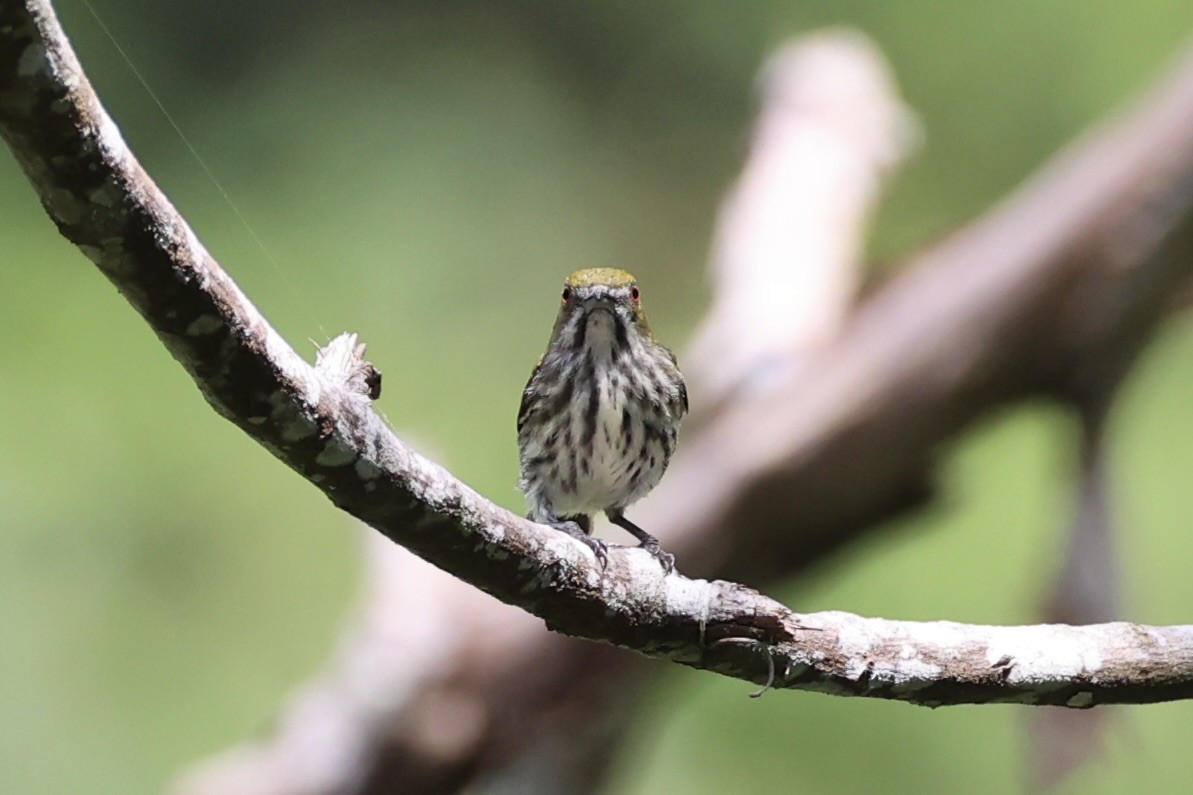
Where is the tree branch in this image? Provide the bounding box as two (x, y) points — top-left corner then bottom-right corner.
(4, 0), (1193, 739)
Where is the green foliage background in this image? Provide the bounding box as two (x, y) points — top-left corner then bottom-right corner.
(2, 1), (1192, 792)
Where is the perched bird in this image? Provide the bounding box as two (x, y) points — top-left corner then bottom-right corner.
(518, 268), (688, 571)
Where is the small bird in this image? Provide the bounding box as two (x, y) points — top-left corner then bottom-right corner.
(518, 268), (688, 571)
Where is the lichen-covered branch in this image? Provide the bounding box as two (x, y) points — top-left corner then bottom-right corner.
(705, 613), (1193, 708)
(6, 0), (1193, 777)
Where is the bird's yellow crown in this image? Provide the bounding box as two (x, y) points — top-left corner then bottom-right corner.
(564, 268), (637, 289)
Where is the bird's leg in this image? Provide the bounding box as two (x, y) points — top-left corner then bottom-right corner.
(544, 512), (608, 568)
(606, 511), (675, 572)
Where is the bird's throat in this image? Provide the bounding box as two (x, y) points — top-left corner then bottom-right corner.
(580, 308), (621, 361)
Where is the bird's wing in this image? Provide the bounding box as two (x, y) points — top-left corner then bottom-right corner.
(666, 346), (689, 415)
(517, 356), (544, 434)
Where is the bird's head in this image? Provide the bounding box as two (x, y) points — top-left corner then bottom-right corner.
(549, 268), (653, 355)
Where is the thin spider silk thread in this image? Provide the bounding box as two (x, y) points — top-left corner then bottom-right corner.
(78, 0), (329, 342)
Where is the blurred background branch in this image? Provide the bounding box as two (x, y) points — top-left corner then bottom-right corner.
(3, 2), (1193, 794)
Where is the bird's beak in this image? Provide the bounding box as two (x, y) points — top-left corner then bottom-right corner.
(581, 286), (613, 310)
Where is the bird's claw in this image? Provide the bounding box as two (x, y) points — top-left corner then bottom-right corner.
(585, 537), (610, 569)
(549, 520), (609, 569)
(547, 520), (673, 572)
(640, 539), (675, 573)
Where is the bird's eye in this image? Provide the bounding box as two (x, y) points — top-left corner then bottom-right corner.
(561, 287), (571, 303)
(630, 286), (640, 302)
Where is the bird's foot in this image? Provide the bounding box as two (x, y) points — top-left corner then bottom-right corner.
(549, 520), (609, 569)
(605, 512), (675, 573)
(638, 537), (675, 573)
